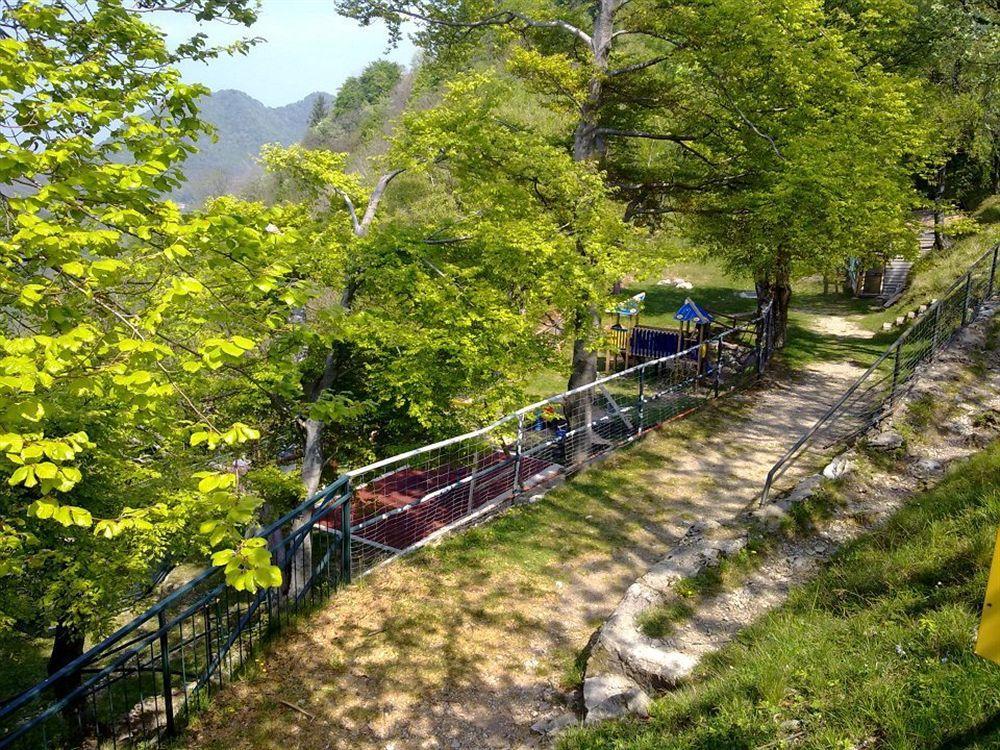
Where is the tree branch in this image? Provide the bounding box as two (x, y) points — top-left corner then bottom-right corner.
(598, 128), (697, 142)
(330, 188), (361, 235)
(607, 55), (671, 76)
(360, 5), (592, 47)
(358, 168), (405, 235)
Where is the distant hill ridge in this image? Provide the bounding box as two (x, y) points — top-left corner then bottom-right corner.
(172, 89), (330, 206)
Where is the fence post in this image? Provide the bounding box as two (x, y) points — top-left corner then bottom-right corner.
(990, 245), (999, 299)
(714, 334), (724, 398)
(158, 610), (176, 737)
(755, 312), (765, 376)
(889, 341), (902, 409)
(203, 607), (213, 695)
(931, 302), (942, 359)
(467, 445), (479, 514)
(961, 271), (972, 326)
(340, 485), (352, 584)
(636, 366), (645, 435)
(513, 413), (525, 495)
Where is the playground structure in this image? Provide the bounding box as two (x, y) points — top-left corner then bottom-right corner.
(0, 301), (776, 750)
(604, 294), (760, 381)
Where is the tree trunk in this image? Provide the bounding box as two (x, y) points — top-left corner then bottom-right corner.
(933, 163), (947, 252)
(286, 417), (325, 596)
(564, 308), (600, 467)
(992, 147), (1000, 195)
(48, 621), (86, 739)
(762, 249), (792, 349)
(564, 0), (614, 456)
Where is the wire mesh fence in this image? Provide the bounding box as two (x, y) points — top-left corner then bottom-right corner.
(1, 303), (775, 749)
(760, 244), (1000, 505)
(343, 306), (773, 575)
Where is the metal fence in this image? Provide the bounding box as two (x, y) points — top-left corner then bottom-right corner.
(1, 302), (775, 749)
(760, 243), (1000, 505)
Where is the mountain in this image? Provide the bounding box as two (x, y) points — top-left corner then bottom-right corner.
(172, 89), (330, 207)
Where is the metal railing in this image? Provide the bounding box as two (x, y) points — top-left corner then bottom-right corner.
(1, 302), (775, 749)
(0, 477), (353, 750)
(760, 243), (1000, 505)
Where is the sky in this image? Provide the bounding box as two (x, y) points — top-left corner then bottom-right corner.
(152, 0), (417, 107)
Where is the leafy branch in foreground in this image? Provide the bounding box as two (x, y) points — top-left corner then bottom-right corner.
(0, 0), (299, 688)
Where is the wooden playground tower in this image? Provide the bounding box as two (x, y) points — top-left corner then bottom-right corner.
(604, 293), (716, 372)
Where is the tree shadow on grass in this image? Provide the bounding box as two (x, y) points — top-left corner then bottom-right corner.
(933, 712), (1000, 750)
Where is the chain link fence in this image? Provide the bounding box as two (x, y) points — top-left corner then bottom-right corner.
(760, 244), (999, 505)
(1, 303), (775, 749)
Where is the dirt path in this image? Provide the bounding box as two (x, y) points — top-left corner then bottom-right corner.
(628, 302), (1000, 700)
(186, 341), (867, 750)
(807, 314), (875, 339)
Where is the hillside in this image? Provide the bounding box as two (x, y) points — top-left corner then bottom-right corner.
(171, 89), (330, 206)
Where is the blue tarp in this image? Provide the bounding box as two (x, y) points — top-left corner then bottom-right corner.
(673, 297), (713, 324)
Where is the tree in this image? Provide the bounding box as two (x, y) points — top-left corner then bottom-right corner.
(622, 0), (933, 342)
(829, 0), (1000, 245)
(332, 59), (405, 117)
(335, 0), (933, 346)
(0, 0), (299, 707)
(258, 69), (635, 507)
(308, 94), (330, 128)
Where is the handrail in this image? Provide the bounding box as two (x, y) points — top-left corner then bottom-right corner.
(347, 309), (771, 481)
(759, 243), (1000, 505)
(0, 477), (351, 722)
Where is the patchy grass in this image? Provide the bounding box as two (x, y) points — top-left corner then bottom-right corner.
(781, 312), (890, 369)
(637, 600), (694, 639)
(182, 391), (770, 750)
(560, 439), (1000, 750)
(639, 483), (846, 641)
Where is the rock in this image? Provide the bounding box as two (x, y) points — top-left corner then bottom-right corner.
(882, 322), (893, 332)
(912, 458), (943, 477)
(677, 281), (694, 290)
(738, 290), (758, 299)
(907, 311), (917, 320)
(687, 518), (721, 537)
(750, 504), (790, 531)
(530, 712), (578, 735)
(780, 719), (802, 733)
(823, 454), (854, 480)
(784, 474), (823, 505)
(868, 430), (903, 450)
(584, 675), (650, 724)
(945, 418), (975, 438)
(895, 316), (906, 326)
(919, 304), (928, 313)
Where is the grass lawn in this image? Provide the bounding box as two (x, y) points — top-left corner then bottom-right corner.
(617, 261), (758, 329)
(0, 634), (50, 704)
(559, 438), (1000, 750)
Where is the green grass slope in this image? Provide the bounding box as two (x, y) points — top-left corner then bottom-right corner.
(560, 439), (1000, 750)
(862, 200), (1000, 332)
